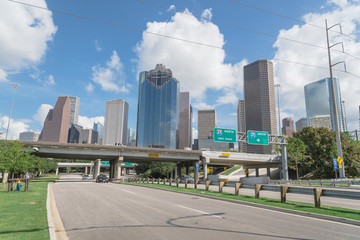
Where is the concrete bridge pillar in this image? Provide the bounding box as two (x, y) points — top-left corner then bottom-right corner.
(55, 168), (59, 175)
(174, 164), (178, 179)
(85, 167), (88, 175)
(185, 163), (190, 175)
(115, 157), (123, 179)
(177, 164), (182, 178)
(202, 157), (209, 180)
(194, 160), (199, 181)
(94, 159), (101, 179)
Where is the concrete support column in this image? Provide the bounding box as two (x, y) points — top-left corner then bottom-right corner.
(174, 164), (178, 179)
(178, 164), (182, 178)
(185, 163), (189, 175)
(109, 160), (114, 179)
(85, 167), (88, 175)
(194, 161), (199, 181)
(170, 170), (173, 179)
(115, 157), (124, 179)
(90, 162), (93, 177)
(202, 157), (209, 180)
(256, 168), (259, 177)
(55, 168), (59, 175)
(281, 138), (289, 180)
(94, 159), (101, 179)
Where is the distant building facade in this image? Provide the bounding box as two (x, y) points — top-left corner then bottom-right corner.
(295, 117), (308, 132)
(103, 99), (129, 145)
(19, 131), (40, 141)
(68, 124), (83, 143)
(198, 110), (216, 139)
(237, 100), (247, 152)
(93, 121), (104, 144)
(178, 92), (192, 149)
(69, 96), (80, 127)
(127, 128), (136, 146)
(39, 96), (71, 143)
(136, 64), (179, 149)
(79, 129), (98, 144)
(244, 59), (277, 154)
(304, 78), (344, 131)
(281, 118), (294, 138)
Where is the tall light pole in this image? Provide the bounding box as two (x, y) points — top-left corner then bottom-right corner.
(326, 19), (345, 178)
(5, 83), (19, 140)
(274, 84), (281, 135)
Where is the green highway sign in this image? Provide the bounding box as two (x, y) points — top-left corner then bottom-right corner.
(101, 161), (110, 165)
(125, 162), (133, 166)
(214, 128), (237, 143)
(247, 130), (269, 145)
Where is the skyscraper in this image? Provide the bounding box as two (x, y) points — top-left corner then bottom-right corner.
(295, 117), (308, 132)
(178, 92), (192, 149)
(244, 59), (277, 154)
(93, 121), (104, 144)
(198, 110), (216, 139)
(103, 99), (129, 145)
(136, 64), (179, 149)
(69, 96), (80, 127)
(282, 118), (294, 138)
(304, 78), (344, 131)
(39, 96), (71, 143)
(19, 131), (40, 141)
(237, 100), (247, 152)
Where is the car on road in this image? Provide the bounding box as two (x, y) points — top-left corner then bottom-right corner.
(180, 175), (194, 182)
(82, 174), (91, 180)
(96, 174), (109, 183)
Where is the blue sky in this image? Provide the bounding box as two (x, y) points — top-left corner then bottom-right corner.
(1, 0), (360, 140)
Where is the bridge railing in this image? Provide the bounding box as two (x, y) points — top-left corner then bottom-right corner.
(118, 177), (360, 208)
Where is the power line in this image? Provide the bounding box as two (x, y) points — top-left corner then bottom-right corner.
(230, 0), (359, 43)
(8, 0), (360, 79)
(138, 0), (360, 61)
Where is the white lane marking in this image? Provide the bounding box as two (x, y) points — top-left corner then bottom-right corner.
(120, 189), (137, 195)
(177, 205), (223, 219)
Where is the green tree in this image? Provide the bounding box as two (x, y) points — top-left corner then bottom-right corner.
(135, 162), (175, 178)
(287, 137), (307, 179)
(0, 141), (32, 178)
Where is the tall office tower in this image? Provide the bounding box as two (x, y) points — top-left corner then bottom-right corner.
(244, 59), (277, 154)
(237, 100), (247, 152)
(39, 96), (71, 143)
(103, 99), (129, 145)
(282, 118), (294, 138)
(127, 128), (136, 146)
(136, 64), (179, 149)
(178, 92), (192, 149)
(79, 129), (98, 144)
(304, 78), (344, 131)
(198, 110), (216, 139)
(93, 121), (104, 144)
(68, 96), (80, 126)
(295, 117), (308, 131)
(19, 131), (40, 141)
(68, 124), (83, 143)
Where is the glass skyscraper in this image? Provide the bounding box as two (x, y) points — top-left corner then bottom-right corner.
(304, 77), (344, 132)
(136, 64), (179, 149)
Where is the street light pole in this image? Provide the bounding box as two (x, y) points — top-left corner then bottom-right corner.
(5, 83), (19, 140)
(274, 84), (281, 135)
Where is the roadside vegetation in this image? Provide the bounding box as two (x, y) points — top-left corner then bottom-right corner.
(0, 174), (59, 240)
(124, 182), (360, 221)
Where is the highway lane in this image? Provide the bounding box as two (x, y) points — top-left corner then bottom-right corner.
(53, 174), (360, 240)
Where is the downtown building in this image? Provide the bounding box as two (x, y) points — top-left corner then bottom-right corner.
(39, 96), (71, 143)
(295, 117), (308, 132)
(178, 92), (192, 149)
(281, 118), (294, 138)
(237, 100), (247, 152)
(243, 59), (277, 154)
(304, 77), (345, 131)
(103, 99), (129, 145)
(19, 131), (40, 141)
(136, 64), (179, 149)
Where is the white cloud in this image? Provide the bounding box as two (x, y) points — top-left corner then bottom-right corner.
(0, 0), (57, 71)
(0, 69), (8, 82)
(168, 5), (176, 11)
(273, 0), (360, 130)
(95, 39), (102, 52)
(0, 116), (30, 140)
(44, 74), (55, 87)
(135, 9), (247, 109)
(33, 104), (52, 125)
(86, 83), (94, 92)
(201, 8), (213, 21)
(78, 116), (104, 129)
(91, 51), (125, 92)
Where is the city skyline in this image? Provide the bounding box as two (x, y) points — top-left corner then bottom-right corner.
(1, 1), (360, 140)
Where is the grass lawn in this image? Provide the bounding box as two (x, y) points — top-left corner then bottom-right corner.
(123, 182), (360, 221)
(0, 175), (59, 240)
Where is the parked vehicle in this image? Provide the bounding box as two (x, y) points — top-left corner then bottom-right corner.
(96, 174), (109, 183)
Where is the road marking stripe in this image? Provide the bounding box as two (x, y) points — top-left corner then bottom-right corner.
(120, 189), (137, 195)
(177, 205), (223, 219)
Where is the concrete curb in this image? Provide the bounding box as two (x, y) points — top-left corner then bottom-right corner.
(47, 183), (69, 240)
(121, 182), (360, 227)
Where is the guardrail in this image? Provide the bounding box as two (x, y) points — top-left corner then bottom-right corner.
(116, 177), (360, 208)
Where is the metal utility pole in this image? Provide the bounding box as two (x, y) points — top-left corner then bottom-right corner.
(274, 84), (281, 135)
(5, 83), (19, 140)
(325, 19), (345, 178)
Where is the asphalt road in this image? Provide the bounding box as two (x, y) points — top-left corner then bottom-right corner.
(53, 174), (360, 240)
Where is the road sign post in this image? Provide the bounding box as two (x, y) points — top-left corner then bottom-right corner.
(333, 158), (338, 179)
